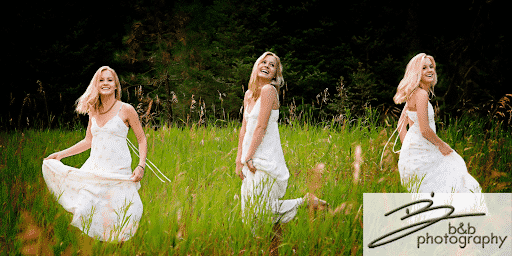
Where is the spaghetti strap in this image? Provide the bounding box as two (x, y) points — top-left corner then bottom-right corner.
(115, 102), (123, 116)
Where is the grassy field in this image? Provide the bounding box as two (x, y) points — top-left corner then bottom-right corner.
(1, 116), (510, 255)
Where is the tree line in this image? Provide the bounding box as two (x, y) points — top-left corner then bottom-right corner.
(3, 0), (510, 130)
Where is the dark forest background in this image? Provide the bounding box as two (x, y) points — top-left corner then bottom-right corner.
(2, 0), (510, 130)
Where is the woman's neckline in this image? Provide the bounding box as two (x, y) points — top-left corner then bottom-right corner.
(92, 102), (127, 128)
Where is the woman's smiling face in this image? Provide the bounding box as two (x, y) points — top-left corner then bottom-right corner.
(257, 55), (277, 82)
(98, 70), (116, 96)
(420, 57), (436, 86)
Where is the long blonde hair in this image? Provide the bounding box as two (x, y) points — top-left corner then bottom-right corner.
(393, 53), (437, 104)
(248, 52), (284, 100)
(75, 66), (122, 114)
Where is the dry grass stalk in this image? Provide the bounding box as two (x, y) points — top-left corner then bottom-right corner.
(353, 145), (362, 184)
(306, 163), (327, 220)
(176, 208), (185, 240)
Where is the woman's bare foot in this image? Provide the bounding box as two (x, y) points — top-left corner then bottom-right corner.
(304, 193), (328, 210)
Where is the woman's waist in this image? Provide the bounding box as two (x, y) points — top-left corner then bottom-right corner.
(242, 136), (281, 156)
(403, 132), (439, 148)
(92, 130), (128, 138)
(408, 122), (436, 131)
(241, 142), (284, 163)
(245, 120), (278, 133)
(89, 150), (131, 162)
(90, 140), (130, 150)
(244, 121), (279, 137)
(80, 157), (133, 177)
(400, 138), (442, 160)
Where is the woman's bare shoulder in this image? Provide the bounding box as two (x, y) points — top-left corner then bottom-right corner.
(407, 88), (428, 109)
(261, 83), (276, 91)
(260, 84), (277, 96)
(120, 101), (135, 111)
(118, 102), (137, 119)
(411, 88), (428, 99)
(242, 90), (249, 104)
(244, 90), (252, 99)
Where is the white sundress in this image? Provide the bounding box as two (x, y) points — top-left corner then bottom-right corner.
(398, 101), (487, 218)
(240, 92), (303, 224)
(398, 101), (483, 193)
(42, 103), (143, 242)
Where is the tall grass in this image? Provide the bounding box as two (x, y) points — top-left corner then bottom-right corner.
(1, 113), (510, 255)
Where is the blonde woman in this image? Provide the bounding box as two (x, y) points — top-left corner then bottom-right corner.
(42, 66), (145, 242)
(394, 53), (482, 194)
(235, 52), (326, 228)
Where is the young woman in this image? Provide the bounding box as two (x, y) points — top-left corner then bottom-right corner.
(394, 53), (482, 193)
(42, 66), (145, 242)
(235, 52), (326, 227)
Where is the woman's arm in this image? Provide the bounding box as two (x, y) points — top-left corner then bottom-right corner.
(244, 84), (277, 172)
(414, 89), (453, 156)
(125, 104), (147, 182)
(235, 91), (250, 180)
(397, 104), (409, 144)
(44, 116), (93, 160)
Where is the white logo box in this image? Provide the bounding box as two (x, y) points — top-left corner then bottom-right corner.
(363, 193), (511, 256)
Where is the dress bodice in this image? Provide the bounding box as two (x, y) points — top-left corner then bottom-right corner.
(91, 115), (129, 138)
(88, 104), (131, 174)
(406, 101), (436, 133)
(244, 97), (279, 123)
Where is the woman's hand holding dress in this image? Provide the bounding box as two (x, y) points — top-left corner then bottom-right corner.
(130, 166), (144, 182)
(247, 159), (256, 173)
(45, 152), (64, 161)
(235, 161), (244, 180)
